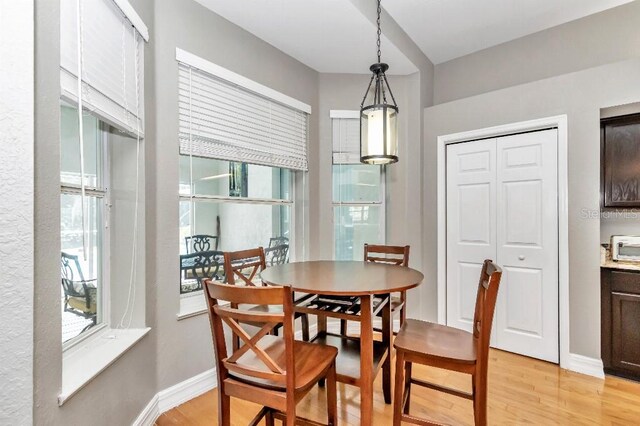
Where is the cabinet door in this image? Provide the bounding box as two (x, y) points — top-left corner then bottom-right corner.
(611, 291), (640, 374)
(603, 116), (640, 207)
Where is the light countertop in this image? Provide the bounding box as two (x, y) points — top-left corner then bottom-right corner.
(601, 244), (640, 272)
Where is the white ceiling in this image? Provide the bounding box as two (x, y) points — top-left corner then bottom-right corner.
(385, 0), (635, 64)
(196, 0), (634, 72)
(195, 0), (418, 75)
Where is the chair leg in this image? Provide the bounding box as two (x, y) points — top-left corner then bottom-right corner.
(218, 389), (230, 426)
(403, 361), (412, 414)
(301, 314), (310, 342)
(340, 319), (347, 336)
(265, 409), (274, 426)
(326, 362), (337, 426)
(285, 393), (296, 426)
(472, 374), (477, 414)
(393, 350), (405, 426)
(473, 373), (488, 426)
(382, 296), (393, 404)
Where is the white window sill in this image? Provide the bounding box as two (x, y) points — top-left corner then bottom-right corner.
(178, 290), (208, 320)
(59, 327), (151, 406)
(178, 290), (230, 320)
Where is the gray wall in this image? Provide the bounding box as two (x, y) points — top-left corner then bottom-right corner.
(0, 1), (34, 424)
(423, 58), (640, 359)
(315, 73), (428, 316)
(434, 0), (640, 104)
(34, 0), (157, 424)
(149, 0), (320, 392)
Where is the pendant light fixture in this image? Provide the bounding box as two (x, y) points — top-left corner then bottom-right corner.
(360, 0), (398, 165)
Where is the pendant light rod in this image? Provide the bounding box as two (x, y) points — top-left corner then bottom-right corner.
(376, 0), (382, 63)
(359, 0), (399, 165)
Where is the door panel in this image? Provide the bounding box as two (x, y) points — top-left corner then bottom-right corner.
(504, 180), (542, 246)
(446, 129), (559, 363)
(458, 262), (483, 325)
(446, 139), (496, 332)
(501, 266), (543, 337)
(495, 129), (559, 363)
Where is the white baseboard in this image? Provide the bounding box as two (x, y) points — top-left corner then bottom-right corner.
(133, 368), (217, 426)
(132, 394), (159, 426)
(157, 368), (218, 413)
(135, 319), (400, 425)
(565, 353), (604, 379)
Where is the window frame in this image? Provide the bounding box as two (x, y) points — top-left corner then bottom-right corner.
(331, 164), (386, 260)
(60, 117), (112, 351)
(177, 157), (297, 319)
(330, 110), (386, 260)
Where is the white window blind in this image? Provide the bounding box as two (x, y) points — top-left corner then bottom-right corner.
(60, 0), (147, 136)
(178, 60), (310, 171)
(331, 111), (361, 165)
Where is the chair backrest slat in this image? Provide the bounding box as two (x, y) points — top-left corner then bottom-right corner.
(268, 236), (289, 249)
(185, 234), (219, 254)
(214, 303), (284, 324)
(265, 244), (289, 266)
(364, 244), (410, 267)
(472, 259), (502, 373)
(209, 282), (283, 306)
(224, 247), (266, 287)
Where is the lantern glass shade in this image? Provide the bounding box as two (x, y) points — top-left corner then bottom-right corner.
(360, 104), (398, 164)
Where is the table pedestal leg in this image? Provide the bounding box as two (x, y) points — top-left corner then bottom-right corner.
(382, 293), (392, 403)
(360, 295), (374, 424)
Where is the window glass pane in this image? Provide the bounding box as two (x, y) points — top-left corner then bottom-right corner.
(334, 205), (383, 260)
(60, 193), (102, 342)
(60, 104), (103, 188)
(179, 199), (291, 293)
(179, 155), (291, 200)
(332, 164), (381, 203)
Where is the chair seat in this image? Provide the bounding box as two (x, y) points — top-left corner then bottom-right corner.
(394, 319), (477, 364)
(228, 335), (338, 391)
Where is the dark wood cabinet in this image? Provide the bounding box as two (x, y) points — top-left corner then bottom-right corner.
(602, 268), (640, 380)
(601, 114), (640, 208)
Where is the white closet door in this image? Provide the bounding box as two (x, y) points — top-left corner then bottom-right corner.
(494, 129), (559, 362)
(446, 139), (497, 332)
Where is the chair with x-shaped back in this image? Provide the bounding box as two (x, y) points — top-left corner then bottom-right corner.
(205, 280), (338, 425)
(224, 247), (310, 351)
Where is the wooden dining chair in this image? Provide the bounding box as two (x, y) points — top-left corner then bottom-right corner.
(339, 244), (410, 336)
(205, 280), (338, 426)
(393, 259), (502, 426)
(224, 247), (310, 351)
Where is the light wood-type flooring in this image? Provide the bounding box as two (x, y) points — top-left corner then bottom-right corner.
(156, 349), (640, 425)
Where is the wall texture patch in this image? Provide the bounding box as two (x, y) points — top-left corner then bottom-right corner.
(0, 0), (35, 424)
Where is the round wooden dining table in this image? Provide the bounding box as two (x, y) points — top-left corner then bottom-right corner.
(261, 260), (424, 425)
